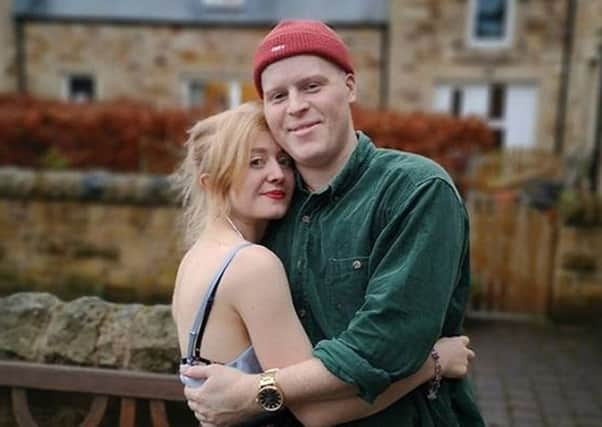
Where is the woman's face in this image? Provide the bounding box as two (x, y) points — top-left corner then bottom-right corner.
(228, 130), (295, 222)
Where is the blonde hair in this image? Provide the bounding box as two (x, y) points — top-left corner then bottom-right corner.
(171, 101), (270, 248)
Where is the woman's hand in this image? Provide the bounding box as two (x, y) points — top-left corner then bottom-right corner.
(182, 364), (261, 426)
(434, 335), (475, 378)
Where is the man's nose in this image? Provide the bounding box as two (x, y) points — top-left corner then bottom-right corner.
(286, 91), (308, 115)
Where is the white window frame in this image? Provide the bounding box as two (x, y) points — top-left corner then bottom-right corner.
(432, 81), (538, 149)
(180, 76), (243, 109)
(467, 0), (516, 49)
(62, 72), (97, 102)
(201, 0), (244, 9)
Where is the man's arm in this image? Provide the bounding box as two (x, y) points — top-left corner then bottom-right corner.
(311, 177), (469, 401)
(183, 335), (474, 426)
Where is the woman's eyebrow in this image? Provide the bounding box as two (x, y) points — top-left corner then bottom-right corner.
(250, 148), (268, 154)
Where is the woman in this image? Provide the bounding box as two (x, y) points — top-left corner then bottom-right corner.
(171, 102), (474, 426)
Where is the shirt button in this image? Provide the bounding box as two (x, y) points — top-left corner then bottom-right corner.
(336, 303), (343, 310)
(352, 260), (362, 269)
(302, 215), (310, 224)
(296, 259), (303, 269)
(298, 309), (306, 318)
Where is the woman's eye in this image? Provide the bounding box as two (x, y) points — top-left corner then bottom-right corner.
(250, 158), (265, 168)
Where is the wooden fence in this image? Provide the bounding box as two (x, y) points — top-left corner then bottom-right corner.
(464, 149), (563, 318)
(467, 191), (558, 317)
(0, 360), (190, 427)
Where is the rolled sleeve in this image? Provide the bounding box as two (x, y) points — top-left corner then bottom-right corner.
(313, 178), (468, 402)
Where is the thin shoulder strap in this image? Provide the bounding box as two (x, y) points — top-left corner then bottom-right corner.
(184, 242), (252, 364)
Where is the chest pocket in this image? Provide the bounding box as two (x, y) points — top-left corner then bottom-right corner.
(326, 256), (370, 332)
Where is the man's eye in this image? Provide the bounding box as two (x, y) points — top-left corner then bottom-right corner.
(270, 92), (286, 102)
(250, 158), (265, 168)
(305, 82), (320, 92)
(278, 156), (294, 169)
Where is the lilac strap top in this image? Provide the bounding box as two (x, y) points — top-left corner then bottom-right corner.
(179, 243), (261, 387)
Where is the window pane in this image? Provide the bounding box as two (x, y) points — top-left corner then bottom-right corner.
(475, 0), (507, 39)
(461, 84), (489, 117)
(241, 81), (258, 103)
(489, 83), (505, 119)
(433, 85), (452, 113)
(451, 88), (462, 117)
(69, 74), (95, 101)
(205, 81), (229, 111)
(505, 84), (537, 148)
(188, 80), (205, 106)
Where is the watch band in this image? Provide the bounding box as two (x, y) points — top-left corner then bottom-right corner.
(256, 368), (284, 412)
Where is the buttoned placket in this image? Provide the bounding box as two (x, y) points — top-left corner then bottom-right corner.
(290, 191), (326, 339)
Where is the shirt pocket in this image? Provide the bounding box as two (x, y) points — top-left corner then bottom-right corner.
(326, 256), (370, 332)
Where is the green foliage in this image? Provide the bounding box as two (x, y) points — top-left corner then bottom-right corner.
(39, 146), (70, 169)
(558, 189), (602, 227)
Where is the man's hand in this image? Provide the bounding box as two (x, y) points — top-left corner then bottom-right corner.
(434, 335), (475, 378)
(182, 364), (261, 426)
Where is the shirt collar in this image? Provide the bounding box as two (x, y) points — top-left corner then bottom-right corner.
(294, 131), (375, 199)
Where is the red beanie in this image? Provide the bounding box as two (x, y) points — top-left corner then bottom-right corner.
(253, 19), (355, 97)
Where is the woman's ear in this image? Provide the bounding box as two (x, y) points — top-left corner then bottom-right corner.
(198, 173), (210, 190)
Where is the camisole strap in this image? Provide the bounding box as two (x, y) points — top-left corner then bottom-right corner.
(183, 242), (252, 365)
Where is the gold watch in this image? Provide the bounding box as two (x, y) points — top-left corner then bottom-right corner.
(256, 368), (284, 412)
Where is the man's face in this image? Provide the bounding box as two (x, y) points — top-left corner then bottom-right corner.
(261, 55), (356, 172)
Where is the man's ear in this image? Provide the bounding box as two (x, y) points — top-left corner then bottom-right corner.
(198, 173), (210, 190)
(345, 73), (357, 103)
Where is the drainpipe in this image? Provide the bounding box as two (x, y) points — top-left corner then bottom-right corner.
(590, 43), (602, 193)
(15, 16), (26, 93)
(554, 0), (577, 155)
(380, 23), (390, 109)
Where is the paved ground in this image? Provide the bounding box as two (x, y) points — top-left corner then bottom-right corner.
(466, 319), (602, 427)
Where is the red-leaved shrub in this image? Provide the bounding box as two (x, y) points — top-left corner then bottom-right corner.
(0, 94), (495, 181)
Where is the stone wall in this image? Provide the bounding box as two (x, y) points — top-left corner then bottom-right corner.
(22, 22), (383, 108)
(563, 0), (602, 161)
(0, 167), (182, 302)
(0, 0), (16, 92)
(387, 0), (567, 151)
(0, 292), (178, 370)
(0, 292), (185, 427)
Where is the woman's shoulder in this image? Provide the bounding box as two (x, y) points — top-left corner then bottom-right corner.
(217, 243), (290, 302)
(229, 243), (286, 278)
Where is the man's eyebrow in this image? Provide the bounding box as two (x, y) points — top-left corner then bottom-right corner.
(297, 75), (328, 85)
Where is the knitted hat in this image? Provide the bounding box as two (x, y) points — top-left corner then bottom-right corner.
(253, 19), (355, 97)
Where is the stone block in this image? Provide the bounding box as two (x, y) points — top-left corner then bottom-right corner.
(40, 296), (110, 365)
(96, 303), (141, 367)
(0, 292), (59, 360)
(127, 305), (178, 372)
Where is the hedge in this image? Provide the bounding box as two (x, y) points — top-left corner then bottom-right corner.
(0, 94), (495, 180)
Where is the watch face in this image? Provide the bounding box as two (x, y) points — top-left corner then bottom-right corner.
(257, 385), (283, 412)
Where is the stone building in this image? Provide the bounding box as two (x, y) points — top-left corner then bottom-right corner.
(4, 0), (387, 109)
(2, 0), (602, 171)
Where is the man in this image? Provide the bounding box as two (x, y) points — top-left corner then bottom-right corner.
(183, 19), (484, 426)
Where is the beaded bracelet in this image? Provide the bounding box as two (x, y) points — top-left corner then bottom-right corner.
(427, 348), (442, 400)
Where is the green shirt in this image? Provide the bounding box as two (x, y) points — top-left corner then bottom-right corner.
(265, 133), (484, 426)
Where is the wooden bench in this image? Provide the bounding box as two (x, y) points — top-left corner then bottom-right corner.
(0, 360), (186, 427)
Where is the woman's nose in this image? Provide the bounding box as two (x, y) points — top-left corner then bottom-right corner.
(267, 160), (285, 182)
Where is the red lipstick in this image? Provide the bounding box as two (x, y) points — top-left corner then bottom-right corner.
(263, 190), (285, 200)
